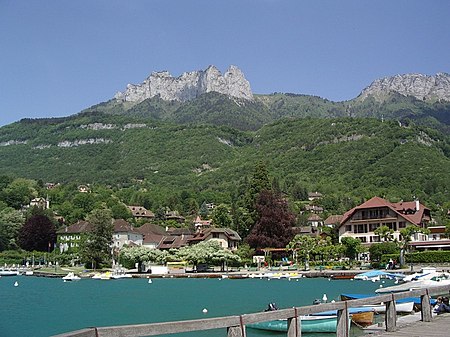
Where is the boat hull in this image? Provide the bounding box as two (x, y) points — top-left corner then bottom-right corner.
(352, 311), (374, 327)
(247, 316), (341, 333)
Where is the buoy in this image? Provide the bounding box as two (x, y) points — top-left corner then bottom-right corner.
(148, 279), (152, 284)
(379, 284), (383, 288)
(14, 281), (19, 287)
(202, 308), (208, 314)
(331, 300), (335, 303)
(322, 294), (328, 302)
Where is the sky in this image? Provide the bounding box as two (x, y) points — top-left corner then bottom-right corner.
(1, 0), (449, 127)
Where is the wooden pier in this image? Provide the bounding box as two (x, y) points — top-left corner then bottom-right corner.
(52, 284), (450, 337)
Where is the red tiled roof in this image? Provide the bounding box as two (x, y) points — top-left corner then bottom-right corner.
(340, 196), (430, 227)
(136, 223), (166, 236)
(56, 220), (92, 234)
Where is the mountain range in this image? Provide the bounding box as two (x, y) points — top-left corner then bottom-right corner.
(0, 66), (449, 207)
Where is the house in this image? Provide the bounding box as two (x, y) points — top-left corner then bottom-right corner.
(307, 214), (323, 227)
(136, 223), (166, 249)
(304, 205), (324, 214)
(56, 220), (92, 253)
(77, 185), (91, 193)
(408, 226), (450, 251)
(127, 205), (155, 220)
(157, 228), (194, 250)
(324, 215), (343, 228)
(308, 192), (323, 201)
(165, 210), (185, 223)
(187, 228), (241, 250)
(193, 215), (212, 231)
(112, 219), (143, 249)
(338, 196), (431, 245)
(29, 197), (49, 210)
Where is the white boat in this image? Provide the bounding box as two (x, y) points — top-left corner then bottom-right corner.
(401, 267), (450, 282)
(376, 273), (450, 293)
(365, 301), (414, 313)
(0, 268), (20, 276)
(354, 270), (405, 281)
(62, 272), (81, 281)
(111, 270), (133, 279)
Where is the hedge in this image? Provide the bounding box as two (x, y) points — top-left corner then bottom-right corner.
(382, 251), (450, 264)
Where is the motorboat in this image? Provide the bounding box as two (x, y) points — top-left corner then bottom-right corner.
(341, 293), (437, 311)
(92, 272), (112, 280)
(62, 272), (81, 281)
(376, 273), (450, 293)
(0, 268), (20, 276)
(353, 270), (405, 281)
(111, 270), (133, 279)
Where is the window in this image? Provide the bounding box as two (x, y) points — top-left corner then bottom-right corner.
(212, 233), (220, 239)
(345, 225), (352, 232)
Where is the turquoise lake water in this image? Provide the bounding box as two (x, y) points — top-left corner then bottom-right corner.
(0, 275), (392, 337)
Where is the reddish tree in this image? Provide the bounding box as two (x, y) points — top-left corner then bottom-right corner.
(18, 214), (56, 251)
(245, 190), (295, 249)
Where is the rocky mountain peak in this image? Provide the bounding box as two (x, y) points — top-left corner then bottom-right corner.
(114, 65), (253, 103)
(358, 72), (450, 102)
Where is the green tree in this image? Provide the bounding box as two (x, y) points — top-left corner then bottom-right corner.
(374, 225), (394, 242)
(368, 241), (399, 262)
(340, 237), (362, 260)
(211, 204), (232, 228)
(80, 208), (113, 269)
(244, 161), (271, 226)
(287, 235), (317, 270)
(398, 225), (429, 266)
(2, 178), (38, 209)
(0, 207), (25, 251)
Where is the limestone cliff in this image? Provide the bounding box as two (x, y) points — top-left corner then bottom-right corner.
(114, 65), (253, 103)
(359, 72), (450, 102)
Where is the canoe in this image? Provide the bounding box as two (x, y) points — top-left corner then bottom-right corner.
(247, 315), (344, 333)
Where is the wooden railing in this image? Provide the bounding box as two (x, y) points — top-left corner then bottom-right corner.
(52, 284), (450, 337)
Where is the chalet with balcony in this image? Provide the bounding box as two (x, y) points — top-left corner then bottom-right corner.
(187, 228), (241, 250)
(338, 196), (431, 245)
(127, 205), (155, 220)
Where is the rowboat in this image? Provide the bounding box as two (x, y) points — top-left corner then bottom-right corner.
(247, 315), (345, 333)
(351, 311), (374, 327)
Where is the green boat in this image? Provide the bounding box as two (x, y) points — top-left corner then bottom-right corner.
(247, 315), (344, 333)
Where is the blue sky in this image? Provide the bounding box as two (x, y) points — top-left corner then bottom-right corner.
(1, 0), (449, 126)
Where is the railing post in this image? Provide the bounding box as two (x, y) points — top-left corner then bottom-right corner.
(421, 290), (432, 322)
(228, 316), (246, 337)
(287, 308), (301, 337)
(385, 295), (397, 332)
(336, 303), (350, 337)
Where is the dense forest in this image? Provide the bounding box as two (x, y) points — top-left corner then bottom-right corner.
(0, 92), (449, 224)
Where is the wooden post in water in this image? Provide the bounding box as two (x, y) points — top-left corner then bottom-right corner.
(227, 325), (245, 337)
(336, 306), (350, 337)
(421, 291), (432, 322)
(287, 314), (300, 337)
(385, 296), (397, 332)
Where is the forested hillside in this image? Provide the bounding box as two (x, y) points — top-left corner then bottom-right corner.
(1, 111), (449, 212)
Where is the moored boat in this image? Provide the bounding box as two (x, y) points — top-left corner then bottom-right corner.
(0, 268), (20, 276)
(62, 272), (81, 281)
(247, 315), (344, 333)
(341, 293), (436, 311)
(351, 311), (374, 327)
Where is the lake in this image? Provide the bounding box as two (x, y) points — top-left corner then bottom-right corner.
(0, 275), (391, 337)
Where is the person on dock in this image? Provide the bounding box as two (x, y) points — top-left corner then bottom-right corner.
(434, 296), (450, 314)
